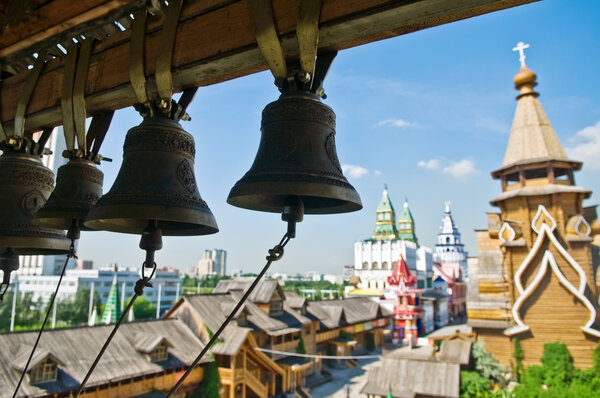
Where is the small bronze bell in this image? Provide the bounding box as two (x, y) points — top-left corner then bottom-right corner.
(227, 90), (362, 214)
(84, 116), (218, 236)
(33, 158), (103, 230)
(0, 149), (70, 255)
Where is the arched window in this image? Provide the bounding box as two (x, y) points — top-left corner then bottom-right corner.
(382, 261), (389, 269)
(372, 262), (379, 269)
(446, 237), (451, 244)
(362, 262), (368, 270)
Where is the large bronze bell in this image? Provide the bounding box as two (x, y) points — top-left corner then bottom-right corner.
(33, 158), (103, 230)
(0, 149), (70, 255)
(227, 90), (362, 214)
(84, 116), (218, 236)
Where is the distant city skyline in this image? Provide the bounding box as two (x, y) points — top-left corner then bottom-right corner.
(75, 0), (599, 274)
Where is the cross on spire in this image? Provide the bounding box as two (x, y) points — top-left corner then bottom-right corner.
(512, 41), (530, 68)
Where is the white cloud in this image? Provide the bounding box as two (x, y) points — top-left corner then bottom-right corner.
(566, 122), (600, 170)
(374, 170), (382, 176)
(342, 164), (369, 178)
(377, 118), (412, 128)
(442, 159), (478, 180)
(417, 158), (442, 170)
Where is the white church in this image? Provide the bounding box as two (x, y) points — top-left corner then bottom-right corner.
(353, 188), (434, 289)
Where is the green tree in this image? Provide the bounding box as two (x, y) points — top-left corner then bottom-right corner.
(132, 296), (156, 319)
(539, 342), (573, 388)
(296, 337), (306, 355)
(460, 370), (491, 398)
(197, 362), (221, 398)
(366, 333), (376, 352)
(0, 291), (13, 331)
(513, 337), (524, 382)
(472, 339), (508, 385)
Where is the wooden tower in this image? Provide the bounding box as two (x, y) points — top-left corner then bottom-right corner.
(467, 47), (600, 368)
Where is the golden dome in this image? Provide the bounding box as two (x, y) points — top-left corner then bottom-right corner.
(514, 66), (537, 88)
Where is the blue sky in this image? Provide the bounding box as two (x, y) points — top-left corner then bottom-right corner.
(78, 0), (600, 275)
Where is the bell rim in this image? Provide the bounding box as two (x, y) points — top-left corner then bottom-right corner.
(227, 180), (362, 214)
(0, 236), (71, 255)
(84, 204), (219, 236)
(32, 211), (96, 231)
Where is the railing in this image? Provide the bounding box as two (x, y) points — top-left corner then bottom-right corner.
(218, 367), (268, 396)
(244, 369), (268, 397)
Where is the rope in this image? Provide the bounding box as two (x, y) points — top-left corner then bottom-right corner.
(165, 231), (293, 397)
(74, 262), (156, 397)
(254, 347), (382, 360)
(12, 238), (77, 398)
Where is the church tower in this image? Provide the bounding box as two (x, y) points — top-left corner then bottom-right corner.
(434, 202), (467, 281)
(373, 186), (399, 241)
(467, 43), (600, 368)
(397, 200), (418, 244)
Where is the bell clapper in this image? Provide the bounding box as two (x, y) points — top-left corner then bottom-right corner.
(139, 220), (163, 269)
(0, 250), (19, 304)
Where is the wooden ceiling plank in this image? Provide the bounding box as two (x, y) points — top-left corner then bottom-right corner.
(0, 0), (537, 134)
(0, 0), (142, 57)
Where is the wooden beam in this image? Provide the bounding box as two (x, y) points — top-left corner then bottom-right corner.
(0, 0), (538, 134)
(0, 0), (142, 58)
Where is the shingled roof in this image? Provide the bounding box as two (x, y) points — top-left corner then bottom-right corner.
(0, 319), (208, 397)
(306, 297), (387, 330)
(214, 280), (284, 303)
(360, 357), (460, 398)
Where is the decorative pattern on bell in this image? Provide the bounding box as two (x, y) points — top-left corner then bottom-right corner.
(227, 91), (362, 214)
(0, 149), (70, 255)
(84, 116), (218, 236)
(33, 158), (104, 230)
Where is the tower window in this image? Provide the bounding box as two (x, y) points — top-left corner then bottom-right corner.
(382, 261), (389, 269)
(506, 172), (519, 185)
(524, 168), (547, 179)
(384, 213), (391, 221)
(362, 262), (368, 270)
(554, 168), (570, 180)
(372, 262), (379, 269)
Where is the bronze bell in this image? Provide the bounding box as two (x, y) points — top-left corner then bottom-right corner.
(0, 149), (70, 255)
(33, 157), (103, 230)
(227, 90), (362, 214)
(84, 116), (218, 236)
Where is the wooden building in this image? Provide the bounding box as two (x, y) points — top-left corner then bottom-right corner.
(467, 61), (600, 367)
(0, 319), (208, 397)
(164, 292), (291, 397)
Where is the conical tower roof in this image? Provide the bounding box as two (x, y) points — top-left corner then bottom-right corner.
(439, 202), (459, 235)
(100, 272), (122, 324)
(397, 200), (418, 244)
(398, 200), (415, 223)
(377, 186), (395, 213)
(372, 187), (398, 240)
(493, 57), (581, 176)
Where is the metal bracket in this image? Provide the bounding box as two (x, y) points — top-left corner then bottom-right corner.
(87, 111), (115, 164)
(129, 8), (152, 116)
(130, 0), (185, 119)
(155, 0), (183, 113)
(13, 55), (46, 144)
(249, 0), (287, 81)
(73, 38), (93, 154)
(61, 44), (79, 153)
(297, 0), (321, 90)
